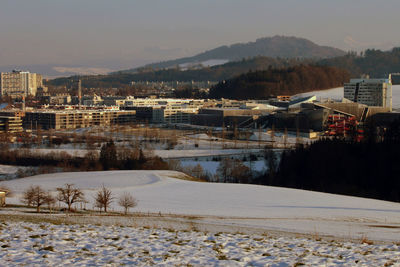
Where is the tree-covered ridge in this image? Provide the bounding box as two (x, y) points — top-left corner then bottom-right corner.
(47, 47), (400, 90)
(318, 47), (400, 78)
(48, 57), (311, 88)
(209, 65), (350, 99)
(118, 35), (345, 73)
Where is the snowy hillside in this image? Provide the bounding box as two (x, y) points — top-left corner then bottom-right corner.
(3, 170), (400, 242)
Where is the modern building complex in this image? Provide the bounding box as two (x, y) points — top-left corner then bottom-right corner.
(0, 70), (43, 98)
(344, 78), (392, 110)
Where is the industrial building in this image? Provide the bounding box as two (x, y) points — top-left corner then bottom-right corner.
(0, 70), (43, 97)
(344, 78), (392, 109)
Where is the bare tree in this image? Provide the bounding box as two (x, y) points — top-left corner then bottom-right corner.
(21, 185), (47, 212)
(216, 157), (235, 183)
(56, 184), (85, 212)
(216, 158), (251, 183)
(118, 192), (137, 215)
(167, 159), (182, 171)
(230, 160), (251, 184)
(95, 185), (113, 213)
(44, 191), (56, 213)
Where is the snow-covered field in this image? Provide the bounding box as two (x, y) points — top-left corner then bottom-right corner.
(3, 171), (400, 243)
(1, 221), (399, 266)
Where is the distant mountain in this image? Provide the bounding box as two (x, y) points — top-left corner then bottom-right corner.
(117, 36), (346, 73)
(0, 64), (114, 78)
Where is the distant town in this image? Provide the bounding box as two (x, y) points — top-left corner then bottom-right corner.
(2, 1), (400, 265)
(0, 69), (398, 144)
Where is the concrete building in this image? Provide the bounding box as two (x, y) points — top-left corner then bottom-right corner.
(0, 70), (43, 97)
(0, 116), (23, 133)
(344, 78), (392, 110)
(122, 98), (204, 124)
(23, 109), (136, 130)
(152, 105), (198, 124)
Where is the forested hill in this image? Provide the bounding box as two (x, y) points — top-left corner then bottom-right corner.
(48, 47), (400, 89)
(49, 57), (312, 88)
(318, 47), (400, 78)
(118, 36), (346, 73)
(209, 65), (350, 99)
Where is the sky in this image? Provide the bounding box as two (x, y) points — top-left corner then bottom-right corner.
(1, 0), (400, 72)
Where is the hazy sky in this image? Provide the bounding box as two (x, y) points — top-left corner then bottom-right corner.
(1, 0), (400, 70)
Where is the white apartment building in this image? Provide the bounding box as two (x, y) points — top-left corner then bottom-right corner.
(122, 98), (204, 124)
(0, 70), (43, 97)
(152, 105), (199, 124)
(344, 78), (392, 109)
(123, 97), (204, 108)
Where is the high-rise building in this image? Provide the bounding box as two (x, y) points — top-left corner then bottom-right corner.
(344, 78), (392, 110)
(0, 70), (43, 98)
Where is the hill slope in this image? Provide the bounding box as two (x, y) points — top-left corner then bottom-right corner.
(120, 36), (346, 73)
(49, 57), (311, 87)
(3, 170), (400, 241)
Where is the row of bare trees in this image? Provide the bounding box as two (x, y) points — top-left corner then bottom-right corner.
(21, 183), (137, 214)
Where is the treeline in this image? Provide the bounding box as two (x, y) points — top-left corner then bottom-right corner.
(209, 65), (350, 99)
(319, 47), (400, 78)
(0, 141), (168, 174)
(259, 119), (400, 202)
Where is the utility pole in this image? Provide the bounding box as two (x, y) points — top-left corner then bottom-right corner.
(78, 79), (82, 110)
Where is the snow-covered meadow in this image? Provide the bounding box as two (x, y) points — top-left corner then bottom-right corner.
(0, 221), (399, 266)
(3, 170), (400, 243)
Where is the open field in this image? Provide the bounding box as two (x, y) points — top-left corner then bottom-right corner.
(2, 170), (400, 243)
(0, 218), (399, 266)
